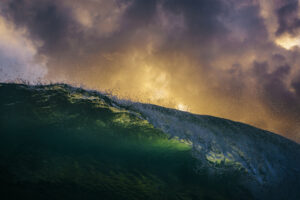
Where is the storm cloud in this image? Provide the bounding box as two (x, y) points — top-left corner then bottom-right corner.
(0, 0), (300, 142)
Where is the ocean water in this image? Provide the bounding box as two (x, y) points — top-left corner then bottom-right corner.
(0, 83), (299, 200)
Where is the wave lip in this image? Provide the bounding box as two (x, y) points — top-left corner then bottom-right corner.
(119, 99), (300, 199)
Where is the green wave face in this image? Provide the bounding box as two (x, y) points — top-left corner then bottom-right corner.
(1, 83), (299, 200)
(0, 83), (248, 200)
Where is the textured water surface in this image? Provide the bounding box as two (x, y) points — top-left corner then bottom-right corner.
(0, 83), (299, 200)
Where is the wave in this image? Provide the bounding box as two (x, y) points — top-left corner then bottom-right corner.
(0, 83), (299, 200)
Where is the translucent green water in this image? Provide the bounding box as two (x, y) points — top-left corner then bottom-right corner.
(0, 84), (234, 199)
(1, 83), (296, 200)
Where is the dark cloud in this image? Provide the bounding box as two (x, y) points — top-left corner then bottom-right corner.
(124, 0), (158, 26)
(253, 61), (293, 114)
(1, 0), (263, 61)
(292, 75), (300, 97)
(252, 60), (300, 138)
(276, 0), (300, 36)
(3, 0), (72, 54)
(162, 0), (224, 35)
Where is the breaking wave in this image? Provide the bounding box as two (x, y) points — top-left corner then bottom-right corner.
(0, 83), (299, 200)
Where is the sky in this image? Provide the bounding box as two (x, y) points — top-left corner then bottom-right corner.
(0, 0), (300, 142)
